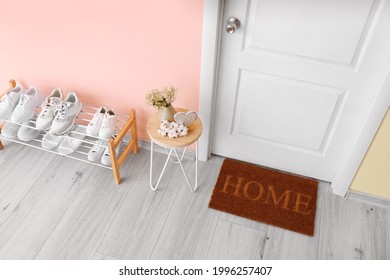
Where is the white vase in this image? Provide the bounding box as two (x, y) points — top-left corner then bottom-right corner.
(160, 105), (176, 122)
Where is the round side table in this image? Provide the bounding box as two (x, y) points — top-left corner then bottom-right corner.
(147, 108), (202, 192)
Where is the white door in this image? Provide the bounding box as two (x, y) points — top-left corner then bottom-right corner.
(212, 0), (390, 181)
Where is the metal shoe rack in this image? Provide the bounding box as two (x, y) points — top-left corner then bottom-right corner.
(0, 79), (139, 184)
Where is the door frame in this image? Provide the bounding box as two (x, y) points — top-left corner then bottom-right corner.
(198, 0), (390, 196)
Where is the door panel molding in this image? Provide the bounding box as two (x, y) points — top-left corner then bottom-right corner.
(231, 69), (347, 152)
(242, 0), (382, 69)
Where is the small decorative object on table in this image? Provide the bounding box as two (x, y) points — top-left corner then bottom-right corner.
(145, 86), (177, 122)
(174, 111), (197, 126)
(158, 120), (188, 138)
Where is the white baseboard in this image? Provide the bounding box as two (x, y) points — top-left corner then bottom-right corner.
(347, 190), (390, 209)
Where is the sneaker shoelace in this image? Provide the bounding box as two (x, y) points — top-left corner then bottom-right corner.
(103, 116), (116, 128)
(41, 97), (61, 117)
(91, 140), (106, 152)
(91, 111), (104, 126)
(18, 94), (28, 108)
(0, 94), (16, 108)
(0, 94), (9, 103)
(1, 89), (21, 107)
(0, 92), (18, 108)
(54, 102), (71, 120)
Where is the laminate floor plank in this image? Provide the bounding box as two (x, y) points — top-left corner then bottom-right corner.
(207, 220), (266, 260)
(97, 151), (185, 259)
(0, 144), (57, 225)
(219, 213), (269, 233)
(365, 206), (390, 259)
(318, 184), (390, 259)
(83, 150), (144, 188)
(0, 156), (94, 259)
(35, 150), (149, 259)
(262, 226), (319, 260)
(207, 154), (225, 166)
(149, 161), (221, 260)
(0, 140), (24, 165)
(92, 252), (118, 260)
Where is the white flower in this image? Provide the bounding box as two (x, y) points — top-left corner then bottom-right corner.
(157, 121), (189, 138)
(168, 122), (177, 129)
(168, 131), (178, 138)
(179, 130), (188, 137)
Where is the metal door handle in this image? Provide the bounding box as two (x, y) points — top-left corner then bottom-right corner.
(226, 17), (241, 34)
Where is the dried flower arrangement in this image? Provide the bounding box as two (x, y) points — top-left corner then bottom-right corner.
(145, 86), (177, 109)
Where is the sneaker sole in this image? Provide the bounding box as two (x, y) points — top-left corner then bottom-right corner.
(18, 134), (40, 142)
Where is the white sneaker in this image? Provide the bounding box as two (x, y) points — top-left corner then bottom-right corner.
(87, 140), (107, 163)
(99, 109), (116, 139)
(58, 126), (86, 155)
(101, 134), (121, 166)
(50, 92), (82, 135)
(17, 121), (40, 142)
(86, 107), (106, 137)
(36, 88), (63, 130)
(0, 84), (25, 120)
(1, 121), (20, 139)
(11, 86), (44, 123)
(41, 132), (64, 150)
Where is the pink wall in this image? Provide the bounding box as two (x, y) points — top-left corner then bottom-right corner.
(0, 0), (204, 140)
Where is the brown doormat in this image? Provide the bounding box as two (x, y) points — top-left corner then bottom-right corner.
(209, 158), (318, 236)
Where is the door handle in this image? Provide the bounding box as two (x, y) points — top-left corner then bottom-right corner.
(226, 17), (241, 34)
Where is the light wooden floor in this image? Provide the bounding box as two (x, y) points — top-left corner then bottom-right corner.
(0, 143), (389, 260)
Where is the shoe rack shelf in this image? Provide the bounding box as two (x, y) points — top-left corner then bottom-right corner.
(0, 79), (139, 184)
